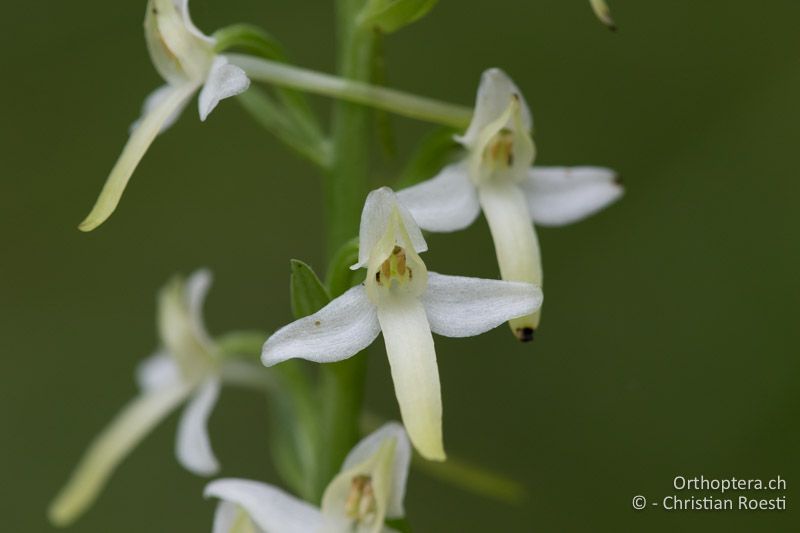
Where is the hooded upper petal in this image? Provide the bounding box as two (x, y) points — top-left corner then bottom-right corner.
(145, 0), (215, 85)
(353, 187), (427, 270)
(261, 285), (381, 366)
(198, 56), (251, 121)
(205, 479), (324, 533)
(175, 377), (221, 476)
(48, 381), (195, 526)
(520, 166), (623, 226)
(396, 162), (480, 232)
(422, 272), (543, 338)
(376, 295), (444, 461)
(456, 68), (532, 148)
(340, 423), (411, 519)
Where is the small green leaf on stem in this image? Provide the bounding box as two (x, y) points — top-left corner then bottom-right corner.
(325, 238), (362, 298)
(290, 259), (331, 318)
(358, 0), (439, 33)
(395, 127), (463, 189)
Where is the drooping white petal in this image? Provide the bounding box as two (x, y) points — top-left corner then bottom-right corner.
(205, 479), (324, 533)
(422, 272), (543, 338)
(377, 295), (445, 461)
(135, 352), (182, 391)
(341, 423), (411, 519)
(353, 187), (427, 270)
(397, 163), (480, 232)
(521, 166), (623, 227)
(213, 501), (264, 533)
(261, 285), (381, 366)
(176, 378), (221, 475)
(199, 56), (251, 121)
(477, 180), (542, 337)
(48, 381), (194, 526)
(457, 68), (532, 147)
(78, 82), (198, 232)
(130, 84), (190, 134)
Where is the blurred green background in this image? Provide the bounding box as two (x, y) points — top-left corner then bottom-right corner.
(2, 0), (799, 531)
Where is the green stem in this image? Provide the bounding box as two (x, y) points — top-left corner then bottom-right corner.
(229, 53), (473, 130)
(316, 0), (375, 500)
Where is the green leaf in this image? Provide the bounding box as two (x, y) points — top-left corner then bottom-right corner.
(358, 0), (439, 33)
(372, 33), (397, 158)
(215, 25), (330, 169)
(395, 127), (463, 189)
(290, 259), (331, 318)
(212, 24), (287, 61)
(238, 87), (331, 168)
(325, 238), (362, 298)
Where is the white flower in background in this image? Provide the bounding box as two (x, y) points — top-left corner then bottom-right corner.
(206, 422), (411, 533)
(49, 270), (243, 526)
(589, 0), (616, 30)
(79, 0), (251, 232)
(262, 188), (542, 461)
(398, 68), (623, 340)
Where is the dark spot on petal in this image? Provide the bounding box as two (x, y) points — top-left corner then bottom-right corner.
(515, 327), (535, 342)
(314, 320), (321, 326)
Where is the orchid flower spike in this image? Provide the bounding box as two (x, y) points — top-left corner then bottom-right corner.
(79, 0), (251, 232)
(398, 68), (623, 340)
(49, 270), (244, 526)
(206, 422), (411, 533)
(262, 187), (542, 460)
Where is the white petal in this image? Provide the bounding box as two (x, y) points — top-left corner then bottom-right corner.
(176, 378), (221, 476)
(48, 381), (194, 526)
(521, 166), (623, 226)
(130, 84), (190, 134)
(396, 162), (480, 232)
(353, 187), (427, 270)
(78, 82), (198, 232)
(199, 56), (251, 121)
(377, 296), (445, 461)
(135, 352), (182, 391)
(205, 479), (324, 533)
(342, 422), (411, 519)
(422, 272), (543, 338)
(213, 501), (265, 533)
(477, 181), (542, 337)
(457, 68), (532, 147)
(261, 285), (380, 366)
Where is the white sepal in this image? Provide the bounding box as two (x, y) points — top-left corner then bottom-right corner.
(422, 272), (543, 338)
(199, 56), (251, 121)
(136, 352), (181, 391)
(176, 377), (221, 476)
(130, 84), (190, 134)
(397, 162), (480, 232)
(261, 285), (381, 366)
(521, 166), (623, 226)
(205, 479), (325, 533)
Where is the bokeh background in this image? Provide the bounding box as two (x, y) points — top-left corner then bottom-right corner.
(2, 0), (799, 531)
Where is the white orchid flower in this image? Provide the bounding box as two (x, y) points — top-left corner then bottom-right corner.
(205, 422), (411, 533)
(79, 0), (251, 232)
(49, 270), (251, 526)
(398, 68), (623, 340)
(261, 187), (542, 461)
